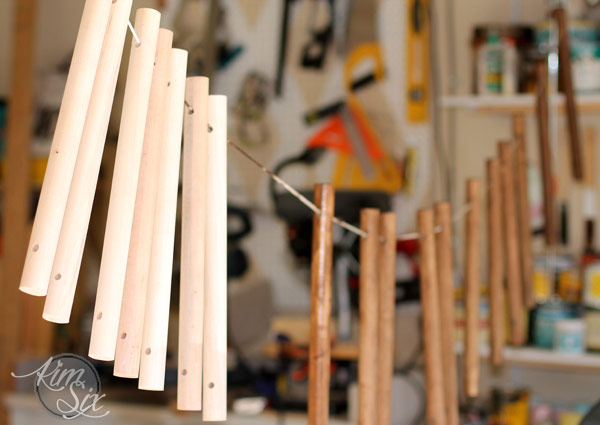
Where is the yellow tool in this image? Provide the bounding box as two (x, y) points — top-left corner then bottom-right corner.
(406, 0), (429, 123)
(331, 43), (402, 193)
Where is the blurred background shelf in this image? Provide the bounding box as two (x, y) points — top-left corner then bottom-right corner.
(455, 343), (600, 372)
(439, 94), (600, 113)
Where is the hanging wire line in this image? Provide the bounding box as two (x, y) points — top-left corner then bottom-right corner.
(227, 139), (367, 238)
(128, 20), (141, 47)
(226, 138), (480, 242)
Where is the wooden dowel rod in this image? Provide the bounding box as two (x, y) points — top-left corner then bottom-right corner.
(43, 0), (133, 324)
(202, 95), (228, 422)
(88, 8), (161, 361)
(464, 179), (482, 399)
(434, 202), (458, 425)
(138, 48), (187, 390)
(376, 212), (397, 425)
(535, 60), (556, 246)
(359, 208), (379, 425)
(487, 159), (505, 366)
(553, 7), (584, 181)
(113, 28), (173, 378)
(499, 142), (526, 346)
(513, 114), (535, 309)
(19, 0), (112, 296)
(177, 76), (210, 410)
(308, 183), (335, 425)
(417, 208), (446, 425)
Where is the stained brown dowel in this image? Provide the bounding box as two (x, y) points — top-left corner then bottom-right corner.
(434, 202), (459, 425)
(418, 209), (446, 425)
(308, 183), (335, 425)
(499, 142), (526, 346)
(535, 60), (556, 246)
(513, 114), (535, 309)
(359, 209), (380, 425)
(464, 179), (482, 398)
(487, 159), (505, 365)
(377, 212), (397, 425)
(553, 7), (584, 181)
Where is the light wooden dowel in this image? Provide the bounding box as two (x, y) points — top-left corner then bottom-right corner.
(499, 142), (526, 346)
(203, 95), (228, 422)
(535, 60), (556, 246)
(376, 212), (397, 425)
(19, 0), (112, 296)
(308, 183), (335, 425)
(513, 114), (534, 309)
(418, 209), (446, 425)
(88, 8), (161, 361)
(359, 208), (379, 425)
(113, 28), (173, 378)
(43, 0), (133, 324)
(464, 179), (482, 399)
(139, 48), (188, 390)
(553, 7), (584, 181)
(434, 202), (458, 425)
(178, 76), (210, 410)
(487, 159), (505, 366)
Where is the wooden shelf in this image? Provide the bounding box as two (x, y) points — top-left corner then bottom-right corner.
(455, 343), (600, 372)
(5, 393), (353, 425)
(439, 94), (600, 114)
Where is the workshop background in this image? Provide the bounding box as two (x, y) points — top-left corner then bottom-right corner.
(2, 0), (600, 425)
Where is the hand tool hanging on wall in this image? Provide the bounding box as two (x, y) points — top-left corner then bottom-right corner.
(275, 0), (297, 96)
(552, 7), (584, 181)
(487, 159), (505, 366)
(377, 212), (397, 425)
(359, 209), (380, 425)
(88, 8), (161, 361)
(499, 142), (526, 346)
(303, 72), (380, 125)
(418, 208), (447, 425)
(43, 0), (133, 323)
(300, 0), (334, 69)
(464, 179), (482, 399)
(406, 0), (430, 123)
(332, 0), (352, 55)
(326, 44), (402, 193)
(138, 48), (187, 391)
(435, 202), (459, 425)
(513, 114), (535, 309)
(535, 60), (556, 246)
(20, 0), (112, 297)
(178, 76), (209, 410)
(113, 28), (173, 379)
(308, 184), (335, 425)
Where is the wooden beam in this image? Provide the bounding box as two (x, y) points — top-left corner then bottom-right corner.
(1, 1), (38, 424)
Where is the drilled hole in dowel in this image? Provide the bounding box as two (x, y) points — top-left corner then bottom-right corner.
(32, 244), (39, 252)
(208, 382), (214, 389)
(96, 312), (102, 320)
(121, 332), (127, 339)
(181, 369), (187, 376)
(54, 273), (61, 280)
(145, 348), (151, 355)
(208, 124), (213, 133)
